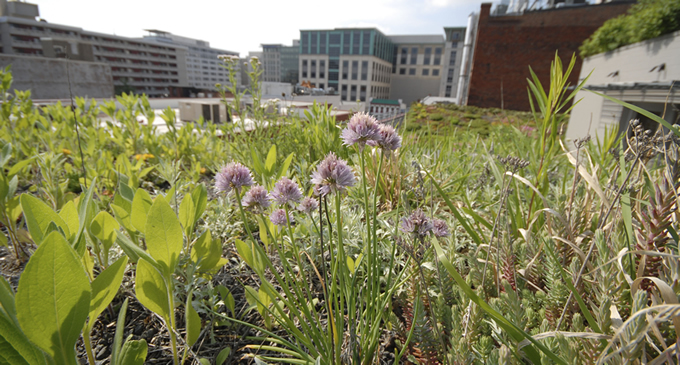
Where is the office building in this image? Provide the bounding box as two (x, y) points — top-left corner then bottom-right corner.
(299, 28), (394, 101)
(439, 27), (465, 99)
(389, 34), (445, 105)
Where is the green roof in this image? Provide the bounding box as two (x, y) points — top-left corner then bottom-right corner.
(370, 98), (400, 105)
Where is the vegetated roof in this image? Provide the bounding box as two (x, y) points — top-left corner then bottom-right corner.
(370, 98), (400, 105)
(584, 81), (680, 91)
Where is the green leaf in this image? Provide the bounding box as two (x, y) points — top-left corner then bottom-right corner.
(179, 185), (207, 238)
(265, 144), (277, 174)
(87, 257), (128, 332)
(130, 189), (153, 234)
(111, 298), (129, 365)
(217, 285), (235, 316)
(115, 234), (158, 268)
(276, 153), (294, 180)
(191, 230), (225, 273)
(250, 146), (264, 175)
(135, 258), (170, 321)
(90, 211), (120, 251)
(112, 204), (136, 234)
(16, 231), (91, 365)
(145, 195), (183, 277)
(7, 156), (37, 177)
(20, 194), (70, 245)
(0, 232), (6, 247)
(0, 143), (11, 169)
(58, 201), (80, 241)
(185, 292), (201, 347)
(117, 337), (147, 365)
(216, 347), (231, 365)
(258, 219), (269, 248)
(0, 277), (48, 365)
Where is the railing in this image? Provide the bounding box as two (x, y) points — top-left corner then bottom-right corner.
(378, 113), (406, 128)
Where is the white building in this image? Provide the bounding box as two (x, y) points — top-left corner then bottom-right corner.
(389, 34), (446, 105)
(566, 30), (680, 144)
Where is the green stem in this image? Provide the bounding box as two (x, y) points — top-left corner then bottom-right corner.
(167, 282), (179, 365)
(84, 328), (96, 365)
(233, 189), (253, 240)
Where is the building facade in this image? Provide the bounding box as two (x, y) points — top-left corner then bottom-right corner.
(466, 1), (633, 111)
(261, 44), (281, 82)
(388, 34), (445, 105)
(439, 27), (465, 99)
(280, 40), (299, 85)
(143, 30), (239, 92)
(299, 28), (394, 101)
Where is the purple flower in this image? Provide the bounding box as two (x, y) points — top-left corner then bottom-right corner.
(373, 123), (402, 151)
(341, 112), (382, 149)
(400, 209), (433, 238)
(270, 209), (291, 226)
(432, 219), (450, 238)
(270, 177), (303, 207)
(297, 197), (319, 214)
(310, 153), (356, 196)
(215, 162), (254, 194)
(242, 185), (270, 214)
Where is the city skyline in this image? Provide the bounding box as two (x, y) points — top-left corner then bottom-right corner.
(31, 0), (480, 56)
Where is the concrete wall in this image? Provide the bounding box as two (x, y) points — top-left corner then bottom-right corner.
(467, 1), (632, 111)
(0, 54), (113, 99)
(566, 30), (680, 143)
(390, 75), (440, 105)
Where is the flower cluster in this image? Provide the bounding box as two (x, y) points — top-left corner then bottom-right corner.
(215, 162), (254, 194)
(270, 177), (303, 207)
(242, 185), (270, 214)
(311, 152), (356, 196)
(400, 210), (450, 239)
(298, 197), (319, 214)
(341, 112), (402, 152)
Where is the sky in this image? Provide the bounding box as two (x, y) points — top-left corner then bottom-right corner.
(33, 0), (483, 56)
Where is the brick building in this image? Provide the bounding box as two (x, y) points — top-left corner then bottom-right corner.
(467, 1), (634, 111)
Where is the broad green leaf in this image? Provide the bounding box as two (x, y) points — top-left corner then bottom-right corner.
(216, 347), (231, 365)
(116, 337), (147, 365)
(179, 192), (197, 238)
(16, 231), (91, 365)
(244, 286), (258, 312)
(87, 257), (128, 332)
(0, 233), (5, 247)
(217, 285), (235, 316)
(198, 359), (210, 365)
(258, 219), (269, 248)
(112, 204), (136, 234)
(135, 258), (170, 321)
(115, 234), (158, 268)
(250, 146), (264, 175)
(118, 182), (135, 202)
(82, 251), (95, 281)
(130, 189), (152, 234)
(20, 194), (70, 246)
(7, 156), (37, 177)
(185, 293), (201, 347)
(0, 143), (11, 168)
(90, 211), (120, 251)
(265, 144), (277, 173)
(0, 277), (48, 365)
(58, 201), (79, 241)
(235, 239), (254, 268)
(75, 178), (97, 247)
(145, 195), (183, 277)
(6, 195), (21, 222)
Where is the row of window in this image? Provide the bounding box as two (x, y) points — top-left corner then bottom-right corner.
(340, 84), (367, 102)
(398, 68), (440, 77)
(399, 47), (443, 66)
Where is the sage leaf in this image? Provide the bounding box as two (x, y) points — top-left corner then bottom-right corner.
(87, 257), (128, 332)
(90, 211), (119, 251)
(145, 195), (183, 277)
(130, 188), (152, 234)
(135, 258), (170, 321)
(16, 231), (91, 365)
(20, 194), (70, 245)
(185, 292), (201, 347)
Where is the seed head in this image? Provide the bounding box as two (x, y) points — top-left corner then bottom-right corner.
(242, 185), (270, 214)
(297, 197), (319, 214)
(215, 162), (254, 194)
(432, 218), (450, 238)
(311, 152), (356, 196)
(342, 112), (382, 149)
(270, 177), (303, 207)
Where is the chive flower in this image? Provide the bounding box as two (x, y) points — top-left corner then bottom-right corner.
(242, 185), (271, 214)
(400, 209), (434, 238)
(270, 209), (290, 226)
(341, 112), (382, 149)
(215, 162), (254, 194)
(432, 218), (450, 238)
(297, 197), (319, 214)
(270, 177), (303, 207)
(311, 152), (356, 196)
(373, 123), (402, 151)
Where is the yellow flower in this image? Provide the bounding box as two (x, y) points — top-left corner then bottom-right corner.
(200, 167), (207, 174)
(134, 154), (143, 160)
(62, 148), (72, 155)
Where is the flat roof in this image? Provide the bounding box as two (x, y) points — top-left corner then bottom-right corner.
(370, 98), (400, 105)
(584, 81), (680, 91)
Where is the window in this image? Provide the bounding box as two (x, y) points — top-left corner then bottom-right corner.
(447, 69), (454, 83)
(445, 85), (452, 97)
(351, 61), (358, 80)
(343, 31), (350, 54)
(342, 60), (349, 79)
(329, 71), (338, 81)
(410, 47), (418, 65)
(320, 60), (326, 78)
(330, 33), (341, 44)
(311, 60), (316, 78)
(352, 31), (361, 54)
(449, 51), (457, 66)
(350, 85), (357, 101)
(362, 31), (370, 54)
(409, 68), (416, 75)
(432, 69), (439, 76)
(422, 69), (429, 76)
(451, 42), (458, 48)
(361, 61), (368, 81)
(319, 83), (324, 89)
(341, 84), (348, 100)
(311, 33), (317, 54)
(302, 59), (308, 78)
(360, 85), (366, 101)
(400, 48), (408, 64)
(434, 47), (442, 65)
(320, 33), (326, 53)
(424, 47), (431, 65)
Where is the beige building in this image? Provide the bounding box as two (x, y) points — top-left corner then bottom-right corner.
(566, 30), (680, 144)
(389, 34), (445, 105)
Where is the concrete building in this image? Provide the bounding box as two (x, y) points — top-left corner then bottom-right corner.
(143, 30), (239, 93)
(439, 27), (466, 100)
(566, 30), (680, 144)
(261, 44), (281, 82)
(368, 98), (406, 121)
(281, 40), (299, 85)
(299, 28), (394, 102)
(388, 34), (445, 105)
(0, 54), (113, 99)
(465, 1), (633, 111)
